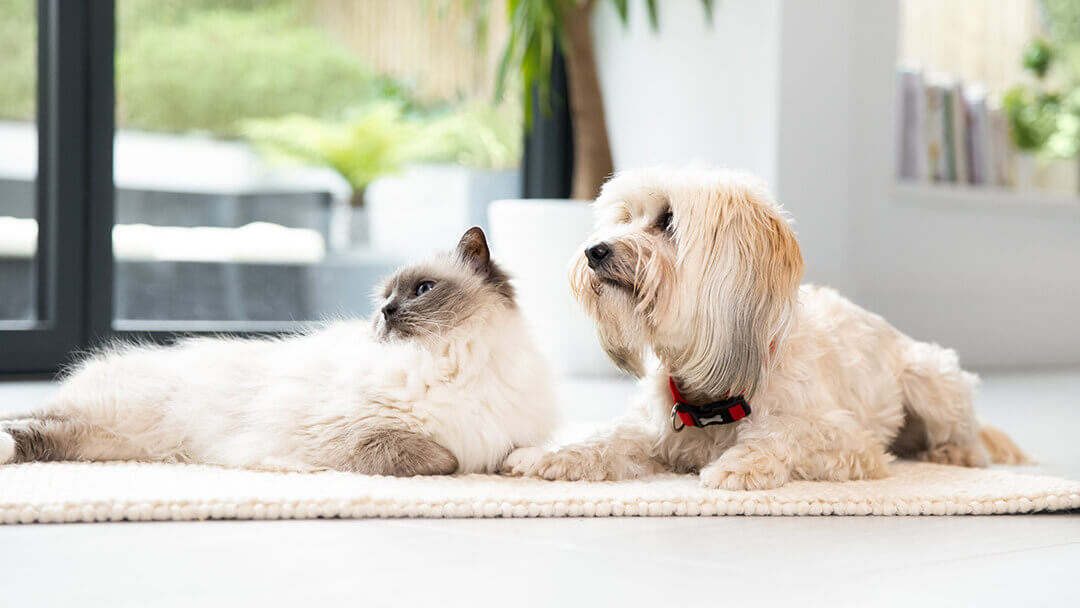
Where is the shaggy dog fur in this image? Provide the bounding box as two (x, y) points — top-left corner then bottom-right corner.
(504, 166), (1027, 490)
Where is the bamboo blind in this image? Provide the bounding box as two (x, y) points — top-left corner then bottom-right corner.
(308, 0), (509, 104)
(899, 0), (1046, 94)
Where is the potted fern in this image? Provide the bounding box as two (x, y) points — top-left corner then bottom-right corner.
(243, 102), (419, 250)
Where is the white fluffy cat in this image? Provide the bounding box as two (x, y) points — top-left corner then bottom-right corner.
(0, 228), (557, 475)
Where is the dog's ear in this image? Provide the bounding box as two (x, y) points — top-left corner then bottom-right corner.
(685, 197), (804, 401)
(730, 208), (804, 398)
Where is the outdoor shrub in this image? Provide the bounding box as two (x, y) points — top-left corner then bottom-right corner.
(116, 4), (404, 135)
(0, 0), (36, 121)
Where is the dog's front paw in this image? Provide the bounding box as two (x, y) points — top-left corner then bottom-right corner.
(499, 446), (547, 477)
(502, 448), (610, 481)
(699, 460), (787, 491)
(532, 450), (609, 482)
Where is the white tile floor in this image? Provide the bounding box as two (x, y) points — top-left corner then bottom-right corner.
(1, 371), (1078, 607)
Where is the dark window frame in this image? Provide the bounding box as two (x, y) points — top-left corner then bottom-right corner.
(0, 0), (104, 375)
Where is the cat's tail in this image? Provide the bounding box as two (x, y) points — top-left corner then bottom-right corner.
(979, 424), (1031, 465)
(0, 429), (14, 464)
(0, 415), (95, 465)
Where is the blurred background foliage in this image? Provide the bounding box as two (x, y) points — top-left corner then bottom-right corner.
(0, 0), (520, 171)
(116, 2), (414, 134)
(1004, 0), (1080, 157)
(0, 0), (36, 121)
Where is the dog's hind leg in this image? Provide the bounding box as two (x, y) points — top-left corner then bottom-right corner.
(893, 342), (989, 467)
(699, 408), (892, 490)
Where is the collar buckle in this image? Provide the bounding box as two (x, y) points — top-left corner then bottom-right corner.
(669, 377), (751, 432)
(670, 403), (686, 432)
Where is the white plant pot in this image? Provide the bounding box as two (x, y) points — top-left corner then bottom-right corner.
(488, 199), (619, 377)
(1035, 157), (1080, 196)
(366, 164), (521, 260)
(1013, 152), (1037, 193)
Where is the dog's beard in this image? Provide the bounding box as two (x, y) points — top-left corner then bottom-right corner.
(570, 253), (653, 378)
(570, 235), (789, 400)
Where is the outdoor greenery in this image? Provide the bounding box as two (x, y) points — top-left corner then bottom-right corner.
(0, 0), (401, 130)
(243, 100), (522, 203)
(414, 102), (523, 170)
(0, 0), (36, 121)
(0, 0), (523, 191)
(242, 102), (420, 204)
(117, 4), (409, 134)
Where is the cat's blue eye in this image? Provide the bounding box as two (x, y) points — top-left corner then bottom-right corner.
(415, 281), (435, 297)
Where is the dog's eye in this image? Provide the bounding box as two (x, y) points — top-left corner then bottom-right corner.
(657, 210), (674, 232)
(415, 281), (435, 297)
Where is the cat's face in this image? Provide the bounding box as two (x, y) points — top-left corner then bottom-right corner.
(373, 227), (516, 344)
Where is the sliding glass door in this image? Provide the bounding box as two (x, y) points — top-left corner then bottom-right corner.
(0, 0), (538, 375)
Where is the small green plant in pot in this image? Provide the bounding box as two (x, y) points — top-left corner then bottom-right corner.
(242, 102), (423, 249)
(243, 102), (421, 208)
(1003, 35), (1080, 193)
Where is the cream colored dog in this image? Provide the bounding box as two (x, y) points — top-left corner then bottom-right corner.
(504, 166), (1026, 490)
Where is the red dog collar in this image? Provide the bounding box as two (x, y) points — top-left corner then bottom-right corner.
(669, 377), (751, 432)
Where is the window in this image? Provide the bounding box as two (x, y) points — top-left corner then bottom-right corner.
(0, 1), (538, 373)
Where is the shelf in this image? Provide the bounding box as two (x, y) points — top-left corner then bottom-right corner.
(893, 182), (1080, 219)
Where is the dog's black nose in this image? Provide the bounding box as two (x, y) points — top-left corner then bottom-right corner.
(585, 243), (611, 268)
(381, 302), (398, 320)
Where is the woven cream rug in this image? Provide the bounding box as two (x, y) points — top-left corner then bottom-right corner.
(0, 461), (1077, 524)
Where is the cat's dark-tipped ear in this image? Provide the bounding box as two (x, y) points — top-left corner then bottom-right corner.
(456, 226), (491, 272)
(455, 226), (515, 301)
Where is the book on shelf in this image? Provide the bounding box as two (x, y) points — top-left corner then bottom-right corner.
(948, 80), (969, 184)
(965, 85), (989, 185)
(896, 68), (1012, 188)
(924, 76), (949, 182)
(896, 68), (926, 180)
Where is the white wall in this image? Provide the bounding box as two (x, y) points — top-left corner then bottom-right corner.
(592, 0), (856, 293)
(594, 0), (1080, 368)
(849, 0), (1080, 368)
(774, 0), (857, 294)
(592, 0), (781, 187)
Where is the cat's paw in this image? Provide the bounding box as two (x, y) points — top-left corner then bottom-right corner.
(0, 431), (15, 465)
(499, 446), (547, 476)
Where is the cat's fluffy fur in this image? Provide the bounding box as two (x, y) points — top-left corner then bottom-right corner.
(1, 228), (557, 475)
(504, 166), (1027, 490)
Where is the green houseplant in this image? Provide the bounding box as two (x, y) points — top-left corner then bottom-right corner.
(491, 0), (715, 199)
(242, 102), (420, 209)
(243, 102), (422, 249)
(1003, 34), (1080, 193)
(244, 100), (525, 253)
